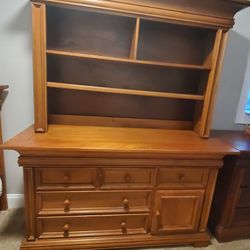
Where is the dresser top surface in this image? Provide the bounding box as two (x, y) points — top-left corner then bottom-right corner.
(212, 130), (250, 153)
(3, 125), (238, 156)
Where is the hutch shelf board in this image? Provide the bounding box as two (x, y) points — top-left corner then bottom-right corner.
(3, 0), (250, 249)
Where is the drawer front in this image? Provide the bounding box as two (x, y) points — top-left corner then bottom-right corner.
(237, 188), (250, 207)
(241, 168), (250, 187)
(35, 168), (97, 190)
(232, 208), (250, 226)
(37, 214), (149, 239)
(100, 168), (155, 189)
(157, 168), (209, 188)
(37, 191), (152, 215)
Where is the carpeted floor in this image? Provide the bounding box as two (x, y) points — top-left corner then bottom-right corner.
(0, 209), (249, 250)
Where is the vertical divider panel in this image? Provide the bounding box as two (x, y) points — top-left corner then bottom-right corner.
(32, 3), (48, 132)
(194, 29), (224, 137)
(129, 17), (141, 60)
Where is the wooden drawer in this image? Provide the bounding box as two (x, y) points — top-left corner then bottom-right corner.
(100, 168), (155, 189)
(157, 168), (209, 188)
(37, 191), (152, 215)
(237, 188), (250, 207)
(241, 168), (250, 187)
(35, 168), (97, 190)
(232, 208), (250, 226)
(37, 214), (149, 239)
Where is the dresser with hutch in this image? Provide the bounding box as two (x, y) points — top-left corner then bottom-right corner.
(3, 0), (250, 249)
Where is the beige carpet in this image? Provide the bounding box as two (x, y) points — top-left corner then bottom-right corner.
(0, 209), (249, 250)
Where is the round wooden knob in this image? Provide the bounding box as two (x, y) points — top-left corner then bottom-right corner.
(179, 173), (185, 182)
(124, 174), (132, 183)
(63, 224), (69, 237)
(64, 199), (70, 212)
(122, 198), (129, 209)
(121, 221), (127, 233)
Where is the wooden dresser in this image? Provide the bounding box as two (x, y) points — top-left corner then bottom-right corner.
(4, 125), (238, 249)
(3, 0), (250, 249)
(210, 131), (250, 242)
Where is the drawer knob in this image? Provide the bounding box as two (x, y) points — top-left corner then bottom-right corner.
(63, 224), (69, 237)
(179, 173), (186, 182)
(122, 198), (129, 210)
(64, 199), (70, 212)
(121, 221), (127, 233)
(125, 174), (132, 183)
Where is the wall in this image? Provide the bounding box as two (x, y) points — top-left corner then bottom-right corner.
(212, 7), (250, 130)
(0, 1), (249, 206)
(0, 0), (33, 207)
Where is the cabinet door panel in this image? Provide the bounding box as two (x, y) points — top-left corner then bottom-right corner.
(151, 190), (205, 234)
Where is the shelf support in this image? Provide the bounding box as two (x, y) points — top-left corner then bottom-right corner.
(130, 17), (140, 60)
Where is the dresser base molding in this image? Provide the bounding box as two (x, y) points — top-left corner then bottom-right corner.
(214, 225), (250, 242)
(20, 232), (210, 250)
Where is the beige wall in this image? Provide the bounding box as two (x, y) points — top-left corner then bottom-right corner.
(0, 1), (249, 200)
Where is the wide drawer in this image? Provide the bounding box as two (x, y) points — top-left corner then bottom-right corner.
(157, 168), (209, 188)
(232, 208), (250, 226)
(37, 191), (152, 215)
(35, 168), (97, 190)
(100, 168), (155, 189)
(237, 188), (250, 207)
(37, 214), (149, 239)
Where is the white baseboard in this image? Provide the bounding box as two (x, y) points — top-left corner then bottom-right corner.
(7, 194), (24, 208)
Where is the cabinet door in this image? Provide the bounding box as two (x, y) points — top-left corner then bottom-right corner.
(151, 190), (205, 234)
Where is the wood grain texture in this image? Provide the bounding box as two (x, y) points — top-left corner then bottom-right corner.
(32, 3), (47, 132)
(2, 124), (238, 157)
(194, 29), (223, 137)
(31, 0), (250, 29)
(47, 49), (210, 70)
(47, 82), (205, 101)
(23, 168), (36, 241)
(48, 114), (193, 130)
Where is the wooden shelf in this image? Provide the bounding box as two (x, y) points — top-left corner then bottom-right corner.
(47, 82), (205, 101)
(47, 49), (211, 71)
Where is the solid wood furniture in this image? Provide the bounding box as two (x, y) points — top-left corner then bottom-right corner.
(4, 125), (239, 249)
(0, 85), (9, 211)
(210, 131), (250, 242)
(3, 0), (250, 249)
(32, 0), (249, 137)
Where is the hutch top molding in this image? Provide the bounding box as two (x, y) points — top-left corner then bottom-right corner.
(31, 0), (250, 29)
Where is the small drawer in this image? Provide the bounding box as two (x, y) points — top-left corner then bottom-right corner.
(157, 168), (209, 188)
(241, 168), (250, 187)
(100, 168), (155, 189)
(35, 168), (97, 190)
(37, 191), (152, 215)
(37, 214), (149, 239)
(237, 188), (250, 207)
(232, 208), (250, 226)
